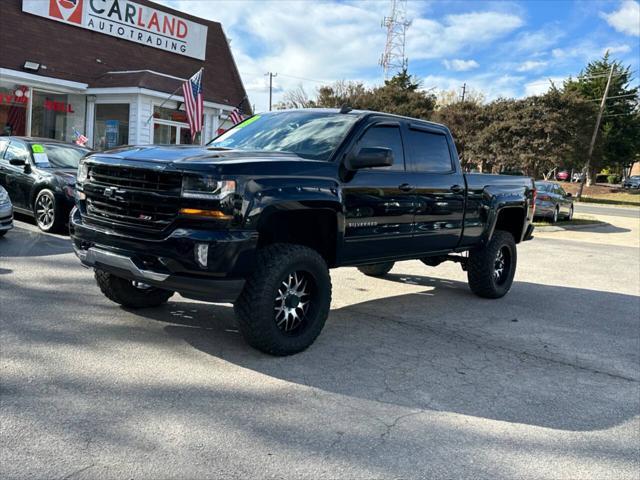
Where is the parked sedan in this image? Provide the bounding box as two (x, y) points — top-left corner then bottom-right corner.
(622, 175), (640, 189)
(0, 137), (90, 232)
(0, 185), (13, 237)
(535, 181), (574, 223)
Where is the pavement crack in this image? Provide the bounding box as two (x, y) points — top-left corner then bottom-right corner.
(59, 464), (95, 480)
(351, 306), (639, 383)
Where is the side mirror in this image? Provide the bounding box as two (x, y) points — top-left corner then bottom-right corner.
(348, 147), (394, 170)
(9, 158), (26, 166)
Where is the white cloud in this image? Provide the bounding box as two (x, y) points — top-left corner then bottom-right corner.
(443, 59), (480, 71)
(407, 11), (524, 60)
(423, 72), (526, 101)
(603, 44), (632, 55)
(523, 76), (565, 97)
(516, 60), (548, 72)
(601, 0), (640, 36)
(511, 27), (564, 53)
(161, 0), (388, 111)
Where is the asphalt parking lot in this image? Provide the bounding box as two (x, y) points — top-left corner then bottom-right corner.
(1, 211), (639, 479)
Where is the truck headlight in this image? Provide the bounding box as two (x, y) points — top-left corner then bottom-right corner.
(182, 175), (235, 199)
(77, 160), (88, 183)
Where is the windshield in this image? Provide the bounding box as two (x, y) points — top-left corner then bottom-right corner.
(34, 143), (90, 169)
(208, 111), (359, 161)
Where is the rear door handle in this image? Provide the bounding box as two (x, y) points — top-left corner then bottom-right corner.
(450, 184), (464, 194)
(398, 183), (414, 192)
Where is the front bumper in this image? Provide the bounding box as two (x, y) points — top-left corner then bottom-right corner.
(70, 208), (256, 302)
(0, 203), (13, 232)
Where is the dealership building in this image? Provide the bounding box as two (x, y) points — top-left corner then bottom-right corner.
(0, 0), (249, 149)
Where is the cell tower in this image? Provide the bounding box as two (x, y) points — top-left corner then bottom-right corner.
(379, 0), (411, 80)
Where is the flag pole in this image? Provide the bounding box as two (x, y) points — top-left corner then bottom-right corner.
(144, 68), (203, 125)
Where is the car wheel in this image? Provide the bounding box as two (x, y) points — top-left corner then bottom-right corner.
(34, 189), (64, 233)
(94, 269), (174, 308)
(234, 243), (332, 356)
(0, 230), (6, 237)
(551, 206), (559, 224)
(467, 230), (517, 299)
(567, 205), (574, 221)
(357, 262), (394, 277)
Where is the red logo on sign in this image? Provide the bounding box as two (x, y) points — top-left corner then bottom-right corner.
(49, 0), (83, 24)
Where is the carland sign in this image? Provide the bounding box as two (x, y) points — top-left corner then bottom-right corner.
(22, 0), (208, 60)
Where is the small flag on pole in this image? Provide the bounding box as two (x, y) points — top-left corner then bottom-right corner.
(229, 108), (244, 125)
(73, 127), (88, 147)
(182, 69), (204, 137)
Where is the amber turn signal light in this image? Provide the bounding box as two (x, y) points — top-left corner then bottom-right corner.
(179, 208), (232, 219)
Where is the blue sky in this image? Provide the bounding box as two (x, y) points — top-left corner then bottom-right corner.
(159, 0), (640, 111)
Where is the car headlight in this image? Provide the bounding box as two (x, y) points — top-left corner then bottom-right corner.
(0, 189), (9, 205)
(181, 175), (236, 199)
(77, 160), (88, 183)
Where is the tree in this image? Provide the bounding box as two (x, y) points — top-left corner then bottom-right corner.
(564, 52), (640, 181)
(273, 84), (313, 109)
(275, 70), (437, 119)
(436, 88), (485, 108)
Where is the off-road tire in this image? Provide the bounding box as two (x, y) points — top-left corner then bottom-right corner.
(234, 243), (332, 356)
(357, 262), (394, 277)
(34, 189), (65, 233)
(467, 230), (517, 299)
(94, 269), (174, 308)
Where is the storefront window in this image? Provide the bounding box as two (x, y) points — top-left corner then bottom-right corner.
(31, 91), (86, 142)
(153, 105), (195, 145)
(153, 105), (188, 124)
(0, 82), (29, 136)
(94, 104), (129, 150)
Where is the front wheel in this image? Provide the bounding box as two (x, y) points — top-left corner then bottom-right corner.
(234, 244), (332, 356)
(566, 205), (574, 221)
(467, 230), (517, 299)
(94, 269), (174, 308)
(34, 189), (64, 233)
(551, 206), (559, 224)
(357, 262), (394, 277)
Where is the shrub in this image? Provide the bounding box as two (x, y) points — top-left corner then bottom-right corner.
(607, 174), (621, 184)
(595, 173), (609, 183)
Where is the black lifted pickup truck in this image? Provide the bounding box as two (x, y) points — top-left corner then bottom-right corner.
(70, 109), (535, 355)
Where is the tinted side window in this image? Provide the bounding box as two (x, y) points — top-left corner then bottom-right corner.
(358, 125), (405, 171)
(407, 129), (453, 172)
(4, 141), (30, 161)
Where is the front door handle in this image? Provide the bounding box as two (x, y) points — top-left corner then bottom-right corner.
(398, 183), (414, 192)
(450, 184), (465, 194)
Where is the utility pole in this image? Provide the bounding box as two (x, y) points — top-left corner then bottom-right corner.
(460, 83), (466, 102)
(265, 72), (277, 111)
(577, 64), (614, 199)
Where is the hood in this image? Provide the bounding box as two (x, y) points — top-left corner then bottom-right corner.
(88, 145), (318, 165)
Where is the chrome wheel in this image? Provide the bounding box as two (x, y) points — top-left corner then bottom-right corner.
(552, 207), (558, 223)
(36, 193), (55, 229)
(494, 247), (510, 285)
(274, 271), (312, 333)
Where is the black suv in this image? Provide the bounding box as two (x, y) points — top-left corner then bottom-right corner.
(70, 109), (535, 355)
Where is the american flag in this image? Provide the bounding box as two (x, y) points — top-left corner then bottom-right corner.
(73, 127), (88, 146)
(229, 108), (244, 125)
(182, 69), (204, 137)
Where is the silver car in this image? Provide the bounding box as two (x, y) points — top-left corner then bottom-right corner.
(0, 185), (13, 237)
(622, 175), (640, 189)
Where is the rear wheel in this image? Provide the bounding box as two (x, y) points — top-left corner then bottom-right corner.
(551, 206), (559, 224)
(234, 243), (331, 356)
(0, 230), (6, 237)
(34, 189), (64, 233)
(357, 262), (394, 277)
(94, 269), (174, 308)
(467, 230), (517, 299)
